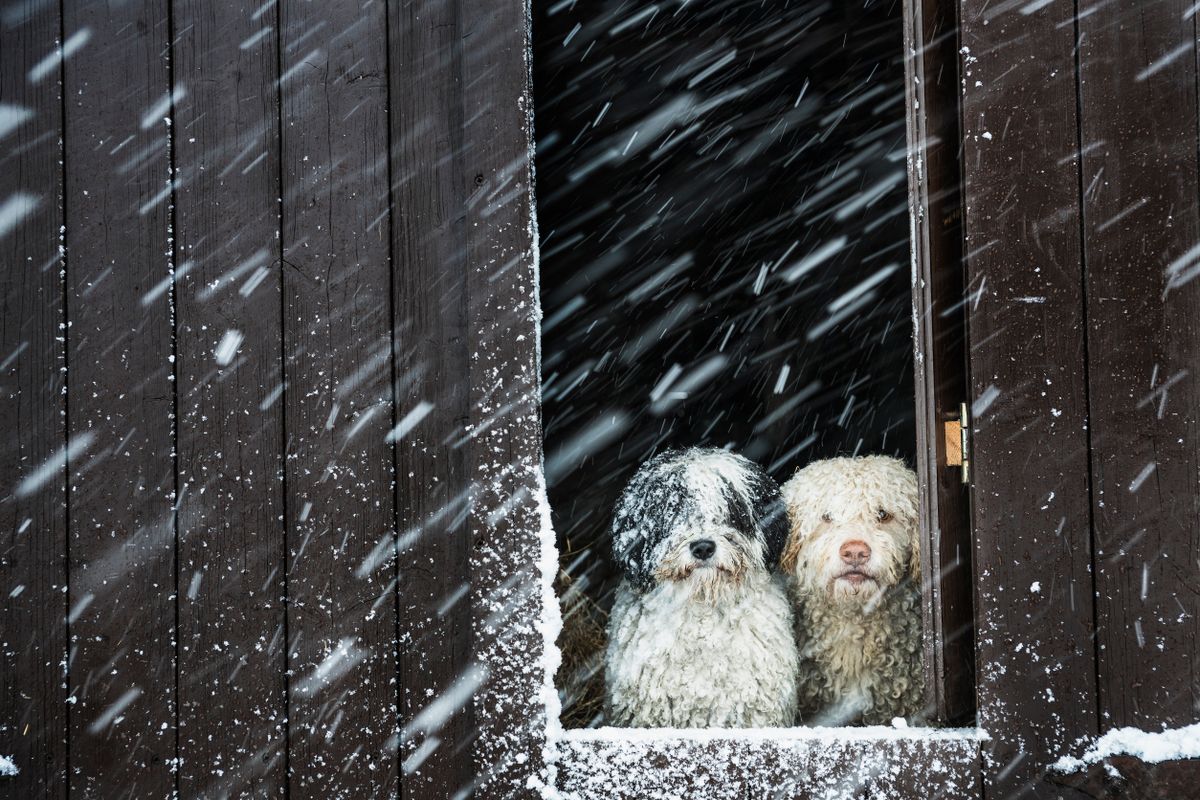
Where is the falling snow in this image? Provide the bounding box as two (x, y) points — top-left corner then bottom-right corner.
(2, 0), (1197, 797)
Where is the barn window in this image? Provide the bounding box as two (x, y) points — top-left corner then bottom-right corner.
(535, 0), (974, 763)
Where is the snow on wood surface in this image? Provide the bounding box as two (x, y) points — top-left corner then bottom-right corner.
(0, 755), (17, 777)
(551, 726), (983, 799)
(557, 723), (987, 744)
(1052, 723), (1200, 772)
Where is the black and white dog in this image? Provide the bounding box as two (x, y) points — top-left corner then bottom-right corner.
(603, 448), (798, 728)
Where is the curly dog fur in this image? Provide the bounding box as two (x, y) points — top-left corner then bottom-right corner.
(604, 448), (798, 728)
(780, 455), (923, 725)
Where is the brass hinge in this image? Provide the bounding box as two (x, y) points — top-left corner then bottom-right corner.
(943, 402), (970, 484)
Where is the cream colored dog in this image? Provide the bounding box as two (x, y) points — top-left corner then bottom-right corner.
(779, 455), (923, 725)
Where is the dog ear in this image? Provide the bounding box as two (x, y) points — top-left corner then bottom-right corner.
(610, 451), (686, 591)
(777, 525), (803, 575)
(742, 464), (790, 572)
(776, 470), (812, 575)
(893, 461), (921, 584)
(758, 494), (790, 571)
(906, 513), (922, 584)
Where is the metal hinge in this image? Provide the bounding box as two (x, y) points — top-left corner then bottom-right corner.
(943, 402), (970, 484)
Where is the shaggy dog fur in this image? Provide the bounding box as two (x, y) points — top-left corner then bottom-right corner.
(604, 448), (798, 728)
(779, 455), (922, 725)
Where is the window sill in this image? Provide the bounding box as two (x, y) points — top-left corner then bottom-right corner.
(552, 726), (985, 799)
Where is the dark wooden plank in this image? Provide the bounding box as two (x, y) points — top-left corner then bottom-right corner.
(902, 0), (974, 726)
(170, 1), (288, 794)
(1076, 1), (1200, 731)
(0, 2), (67, 794)
(957, 0), (1100, 795)
(61, 0), (177, 794)
(278, 2), (397, 796)
(556, 733), (982, 798)
(387, 0), (475, 796)
(460, 0), (544, 796)
(1051, 756), (1200, 800)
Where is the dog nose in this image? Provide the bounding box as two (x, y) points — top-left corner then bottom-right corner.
(689, 539), (716, 561)
(840, 540), (871, 566)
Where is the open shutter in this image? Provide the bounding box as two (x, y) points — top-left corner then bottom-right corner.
(903, 0), (975, 727)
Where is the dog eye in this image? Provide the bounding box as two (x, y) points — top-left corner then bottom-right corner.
(876, 509), (893, 522)
(821, 512), (833, 523)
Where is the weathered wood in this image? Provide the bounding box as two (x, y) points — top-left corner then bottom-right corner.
(278, 1), (398, 796)
(61, 0), (177, 794)
(1050, 757), (1200, 800)
(1076, 1), (1200, 731)
(957, 0), (1100, 795)
(556, 732), (982, 799)
(387, 0), (475, 795)
(171, 1), (288, 794)
(0, 2), (67, 795)
(903, 0), (974, 728)
(460, 0), (545, 796)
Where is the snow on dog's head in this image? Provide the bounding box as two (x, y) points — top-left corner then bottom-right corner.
(610, 447), (788, 603)
(779, 456), (919, 609)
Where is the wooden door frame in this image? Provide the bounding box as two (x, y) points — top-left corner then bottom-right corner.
(902, 0), (976, 728)
(485, 0), (985, 797)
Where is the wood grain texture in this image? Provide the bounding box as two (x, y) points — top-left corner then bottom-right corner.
(1050, 756), (1200, 800)
(459, 0), (545, 796)
(387, 0), (475, 795)
(556, 733), (982, 799)
(1076, 0), (1200, 732)
(278, 1), (398, 796)
(61, 0), (177, 794)
(171, 1), (288, 794)
(957, 0), (1100, 795)
(34, 0), (1200, 797)
(903, 0), (974, 727)
(0, 2), (67, 795)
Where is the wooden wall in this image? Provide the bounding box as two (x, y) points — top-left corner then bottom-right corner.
(960, 0), (1200, 796)
(0, 0), (539, 797)
(1, 2), (68, 795)
(5, 0), (1200, 798)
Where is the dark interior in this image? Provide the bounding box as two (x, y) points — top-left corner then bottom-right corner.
(533, 0), (912, 727)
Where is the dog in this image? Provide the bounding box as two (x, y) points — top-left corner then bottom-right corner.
(604, 447), (798, 728)
(779, 455), (923, 725)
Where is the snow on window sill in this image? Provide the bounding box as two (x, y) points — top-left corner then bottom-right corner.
(555, 724), (989, 744)
(548, 722), (986, 799)
(1051, 722), (1200, 772)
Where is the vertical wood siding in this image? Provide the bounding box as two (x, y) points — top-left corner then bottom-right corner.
(172, 1), (288, 794)
(61, 1), (179, 795)
(1076, 0), (1200, 732)
(0, 2), (68, 797)
(387, 0), (475, 794)
(2, 0), (536, 797)
(278, 1), (399, 795)
(958, 0), (1101, 796)
(959, 0), (1200, 794)
(460, 0), (545, 795)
